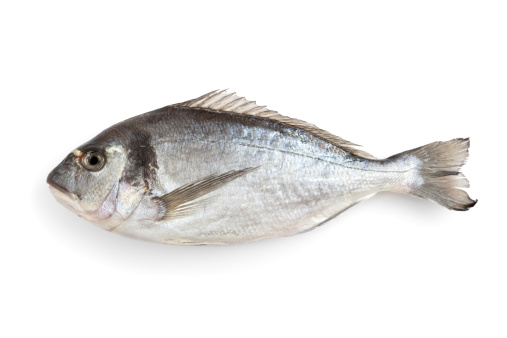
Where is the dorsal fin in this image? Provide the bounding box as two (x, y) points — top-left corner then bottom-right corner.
(173, 90), (375, 159)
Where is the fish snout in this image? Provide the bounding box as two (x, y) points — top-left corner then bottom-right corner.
(47, 160), (80, 203)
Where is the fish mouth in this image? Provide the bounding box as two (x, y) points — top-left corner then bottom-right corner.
(47, 176), (79, 202)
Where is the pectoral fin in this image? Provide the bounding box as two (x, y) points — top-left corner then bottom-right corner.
(153, 166), (259, 220)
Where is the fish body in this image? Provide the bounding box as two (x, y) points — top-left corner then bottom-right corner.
(47, 90), (476, 245)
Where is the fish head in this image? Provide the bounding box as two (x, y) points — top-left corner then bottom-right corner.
(47, 141), (130, 229)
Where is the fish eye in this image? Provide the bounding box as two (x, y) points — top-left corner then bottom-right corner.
(81, 151), (106, 171)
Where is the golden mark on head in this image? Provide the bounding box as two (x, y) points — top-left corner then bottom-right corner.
(73, 149), (83, 157)
(107, 145), (124, 154)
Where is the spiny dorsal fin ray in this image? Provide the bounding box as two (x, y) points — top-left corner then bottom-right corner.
(153, 166), (259, 220)
(174, 90), (375, 159)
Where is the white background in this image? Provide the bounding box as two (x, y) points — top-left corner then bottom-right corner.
(1, 1), (505, 337)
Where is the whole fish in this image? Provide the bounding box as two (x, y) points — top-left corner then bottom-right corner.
(47, 90), (476, 245)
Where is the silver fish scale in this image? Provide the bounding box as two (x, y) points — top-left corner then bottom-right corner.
(48, 91), (475, 245)
(114, 107), (403, 244)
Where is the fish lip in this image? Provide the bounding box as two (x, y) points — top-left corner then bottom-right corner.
(46, 176), (79, 201)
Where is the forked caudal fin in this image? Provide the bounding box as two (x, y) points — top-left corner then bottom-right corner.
(389, 138), (477, 211)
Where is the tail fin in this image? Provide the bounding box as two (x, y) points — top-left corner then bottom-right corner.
(389, 138), (477, 211)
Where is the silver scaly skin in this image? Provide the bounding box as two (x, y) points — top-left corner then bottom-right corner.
(47, 90), (476, 245)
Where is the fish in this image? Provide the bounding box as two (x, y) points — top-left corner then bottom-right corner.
(47, 90), (477, 245)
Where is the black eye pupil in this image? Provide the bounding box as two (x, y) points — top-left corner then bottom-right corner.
(88, 156), (99, 166)
(82, 151), (105, 171)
